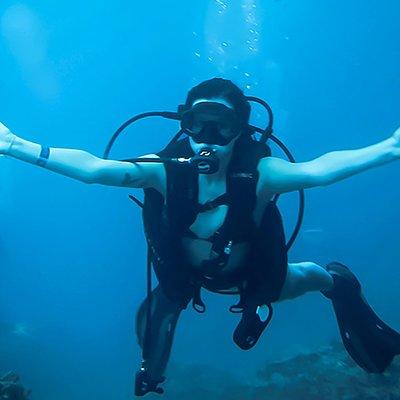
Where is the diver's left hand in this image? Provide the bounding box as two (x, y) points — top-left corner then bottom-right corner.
(0, 122), (17, 155)
(391, 127), (400, 158)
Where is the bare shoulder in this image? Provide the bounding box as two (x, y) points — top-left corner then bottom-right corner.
(257, 156), (290, 176)
(136, 153), (166, 195)
(257, 155), (318, 194)
(256, 157), (284, 198)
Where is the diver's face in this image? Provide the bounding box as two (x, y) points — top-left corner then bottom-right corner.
(188, 97), (240, 157)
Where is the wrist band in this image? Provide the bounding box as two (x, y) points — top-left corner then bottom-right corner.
(36, 145), (50, 167)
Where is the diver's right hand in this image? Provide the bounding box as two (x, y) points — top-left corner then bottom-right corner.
(0, 122), (17, 155)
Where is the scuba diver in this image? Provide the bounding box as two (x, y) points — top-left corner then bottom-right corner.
(1, 78), (400, 396)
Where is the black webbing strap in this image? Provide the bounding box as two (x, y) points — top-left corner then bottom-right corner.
(142, 246), (153, 360)
(196, 193), (229, 213)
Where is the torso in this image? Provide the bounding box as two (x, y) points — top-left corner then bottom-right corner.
(152, 159), (273, 276)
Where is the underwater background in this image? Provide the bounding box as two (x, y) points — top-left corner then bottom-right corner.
(1, 0), (400, 398)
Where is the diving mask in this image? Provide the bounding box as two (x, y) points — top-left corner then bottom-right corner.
(180, 102), (244, 146)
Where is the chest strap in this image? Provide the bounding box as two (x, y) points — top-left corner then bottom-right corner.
(196, 192), (229, 213)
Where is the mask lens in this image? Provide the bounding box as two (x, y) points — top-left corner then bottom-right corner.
(191, 128), (231, 146)
(181, 102), (242, 145)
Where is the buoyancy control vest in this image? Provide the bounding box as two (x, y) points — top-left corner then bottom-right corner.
(139, 134), (288, 312)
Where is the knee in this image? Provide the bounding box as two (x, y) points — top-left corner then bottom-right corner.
(292, 261), (333, 293)
(298, 261), (332, 291)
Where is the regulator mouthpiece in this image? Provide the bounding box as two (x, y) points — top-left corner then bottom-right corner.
(190, 147), (219, 174)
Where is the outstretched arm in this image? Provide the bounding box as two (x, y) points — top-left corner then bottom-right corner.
(0, 122), (161, 188)
(258, 127), (400, 194)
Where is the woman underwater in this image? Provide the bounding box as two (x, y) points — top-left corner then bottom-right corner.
(1, 78), (400, 396)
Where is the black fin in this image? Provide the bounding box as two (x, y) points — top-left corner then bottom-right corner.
(325, 262), (400, 373)
(233, 303), (273, 350)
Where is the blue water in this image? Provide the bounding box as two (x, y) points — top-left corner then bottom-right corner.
(1, 1), (399, 399)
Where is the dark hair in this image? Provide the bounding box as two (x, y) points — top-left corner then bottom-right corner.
(185, 78), (251, 124)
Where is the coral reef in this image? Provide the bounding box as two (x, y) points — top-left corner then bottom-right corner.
(0, 372), (31, 400)
(161, 343), (400, 400)
(255, 343), (400, 400)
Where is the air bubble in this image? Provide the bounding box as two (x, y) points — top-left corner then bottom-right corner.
(215, 0), (227, 10)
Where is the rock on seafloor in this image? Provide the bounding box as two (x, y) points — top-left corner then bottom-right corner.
(159, 343), (400, 400)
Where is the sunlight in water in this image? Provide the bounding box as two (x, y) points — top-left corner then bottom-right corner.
(1, 4), (59, 100)
(193, 0), (263, 89)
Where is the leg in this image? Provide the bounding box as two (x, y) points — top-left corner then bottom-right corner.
(135, 285), (184, 383)
(233, 261), (333, 350)
(276, 261), (334, 302)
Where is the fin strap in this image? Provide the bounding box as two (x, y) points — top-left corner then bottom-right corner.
(192, 285), (206, 313)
